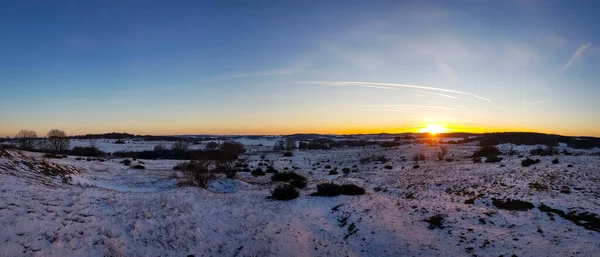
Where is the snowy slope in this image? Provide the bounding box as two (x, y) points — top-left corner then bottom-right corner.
(0, 143), (599, 256)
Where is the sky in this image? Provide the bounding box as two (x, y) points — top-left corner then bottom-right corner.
(1, 0), (599, 137)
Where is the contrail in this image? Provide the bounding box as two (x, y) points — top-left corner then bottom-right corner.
(300, 81), (491, 102)
(563, 43), (592, 71)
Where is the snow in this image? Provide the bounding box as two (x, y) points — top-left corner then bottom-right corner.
(0, 142), (599, 256)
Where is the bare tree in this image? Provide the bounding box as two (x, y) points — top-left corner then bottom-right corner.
(16, 129), (38, 150)
(46, 129), (70, 152)
(437, 146), (449, 160)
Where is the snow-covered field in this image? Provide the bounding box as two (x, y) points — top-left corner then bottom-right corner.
(1, 141), (599, 256)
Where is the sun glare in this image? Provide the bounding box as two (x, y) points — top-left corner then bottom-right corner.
(418, 124), (447, 135)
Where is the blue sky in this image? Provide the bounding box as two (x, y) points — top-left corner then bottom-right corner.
(1, 0), (599, 136)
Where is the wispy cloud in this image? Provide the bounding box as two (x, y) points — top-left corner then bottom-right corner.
(372, 104), (456, 111)
(219, 59), (310, 79)
(524, 100), (550, 104)
(563, 43), (592, 71)
(300, 81), (491, 102)
(412, 90), (458, 99)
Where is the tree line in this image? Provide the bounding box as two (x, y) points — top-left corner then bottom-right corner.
(16, 129), (70, 152)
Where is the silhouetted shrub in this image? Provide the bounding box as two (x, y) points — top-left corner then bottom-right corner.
(114, 140), (125, 144)
(120, 159), (132, 166)
(521, 158), (537, 167)
(328, 170), (339, 175)
(70, 146), (105, 157)
(423, 214), (445, 230)
(384, 165), (393, 170)
(380, 141), (401, 148)
(472, 145), (501, 158)
(271, 171), (304, 182)
(552, 157), (559, 164)
(491, 198), (534, 211)
(213, 160), (237, 178)
(219, 141), (246, 159)
(340, 184), (365, 195)
(360, 155), (388, 164)
(265, 166), (278, 173)
(252, 168), (266, 176)
(530, 146), (558, 156)
(472, 157), (482, 163)
(175, 160), (215, 188)
(312, 183), (342, 196)
(271, 184), (299, 200)
(131, 164), (145, 169)
(437, 146), (448, 160)
(412, 153), (426, 162)
(283, 152), (293, 157)
(311, 183), (365, 197)
(413, 164), (420, 169)
(342, 168), (351, 174)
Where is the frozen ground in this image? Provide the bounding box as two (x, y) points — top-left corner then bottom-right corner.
(0, 141), (599, 256)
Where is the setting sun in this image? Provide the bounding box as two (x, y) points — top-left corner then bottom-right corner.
(418, 124), (447, 135)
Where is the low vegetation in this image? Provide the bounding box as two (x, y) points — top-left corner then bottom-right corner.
(491, 198), (534, 211)
(271, 184), (300, 200)
(311, 183), (365, 197)
(359, 155), (388, 164)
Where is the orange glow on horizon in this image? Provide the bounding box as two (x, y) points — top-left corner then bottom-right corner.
(418, 124), (448, 135)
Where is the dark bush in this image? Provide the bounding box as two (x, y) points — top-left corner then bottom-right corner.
(283, 152), (293, 157)
(491, 198), (534, 211)
(380, 141), (401, 148)
(360, 155), (388, 164)
(271, 172), (304, 182)
(251, 168), (266, 176)
(120, 159), (132, 166)
(412, 153), (426, 162)
(423, 215), (445, 230)
(213, 160), (237, 178)
(472, 145), (501, 158)
(521, 158), (537, 167)
(219, 141), (246, 159)
(340, 184), (365, 195)
(70, 146), (105, 157)
(384, 165), (393, 170)
(265, 166), (278, 173)
(530, 146), (558, 156)
(131, 164), (145, 169)
(175, 160), (215, 188)
(342, 168), (351, 174)
(311, 183), (365, 197)
(312, 183), (343, 196)
(552, 157), (559, 164)
(114, 140), (125, 144)
(271, 184), (300, 200)
(413, 164), (420, 169)
(329, 170), (339, 175)
(324, 165), (331, 169)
